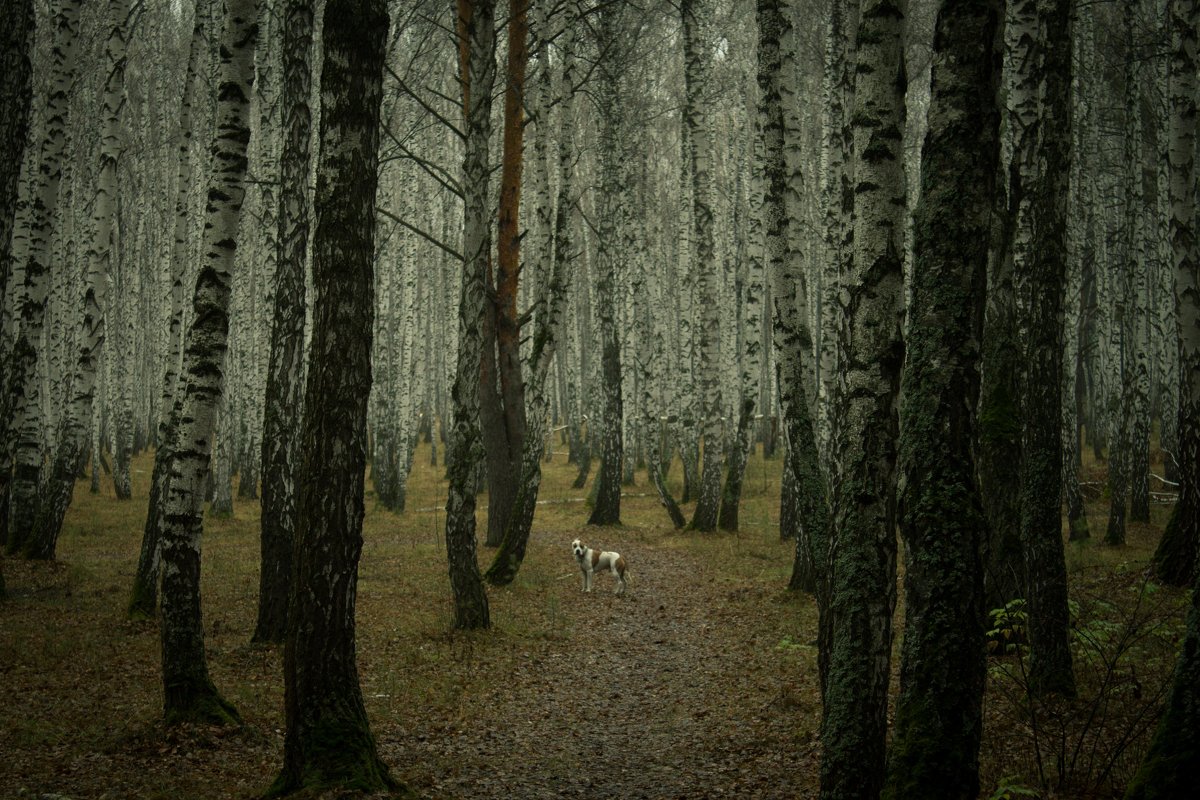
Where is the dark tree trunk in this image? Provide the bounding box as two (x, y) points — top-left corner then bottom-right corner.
(254, 0), (313, 646)
(883, 2), (1001, 795)
(480, 0), (529, 548)
(1151, 0), (1200, 590)
(444, 0), (494, 631)
(270, 0), (394, 790)
(821, 1), (907, 796)
(0, 0), (34, 585)
(587, 3), (625, 528)
(1020, 0), (1075, 698)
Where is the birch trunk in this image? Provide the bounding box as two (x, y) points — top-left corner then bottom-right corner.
(821, 2), (907, 797)
(129, 7), (205, 619)
(255, 0), (313, 644)
(884, 3), (1001, 794)
(1016, 0), (1076, 699)
(159, 0), (257, 725)
(272, 0), (394, 788)
(683, 0), (723, 531)
(444, 0), (493, 630)
(6, 0), (82, 556)
(757, 0), (828, 600)
(587, 2), (625, 527)
(26, 0), (131, 560)
(1153, 0), (1200, 587)
(0, 0), (35, 564)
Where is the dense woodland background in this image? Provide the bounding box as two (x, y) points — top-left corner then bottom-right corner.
(1, 0), (1199, 798)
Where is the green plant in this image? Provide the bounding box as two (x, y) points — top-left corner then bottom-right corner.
(987, 775), (1040, 800)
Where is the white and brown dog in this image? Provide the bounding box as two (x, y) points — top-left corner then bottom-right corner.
(571, 538), (628, 595)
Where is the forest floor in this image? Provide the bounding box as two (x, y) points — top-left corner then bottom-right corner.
(0, 442), (1189, 799)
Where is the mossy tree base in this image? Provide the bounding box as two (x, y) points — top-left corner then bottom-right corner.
(1149, 500), (1197, 587)
(164, 679), (242, 728)
(267, 718), (402, 798)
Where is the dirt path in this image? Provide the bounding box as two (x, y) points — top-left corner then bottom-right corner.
(387, 533), (817, 799)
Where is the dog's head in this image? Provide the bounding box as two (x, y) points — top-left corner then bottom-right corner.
(571, 538), (586, 560)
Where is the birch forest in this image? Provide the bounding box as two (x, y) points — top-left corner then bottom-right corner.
(2, 0), (1200, 797)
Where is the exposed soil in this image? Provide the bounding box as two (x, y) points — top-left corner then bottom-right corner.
(384, 528), (819, 799)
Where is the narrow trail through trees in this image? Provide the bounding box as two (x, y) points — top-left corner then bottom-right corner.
(386, 528), (815, 799)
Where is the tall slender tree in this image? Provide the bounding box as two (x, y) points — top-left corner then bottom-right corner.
(883, 1), (1002, 795)
(1018, 0), (1075, 698)
(587, 0), (627, 527)
(683, 0), (723, 531)
(254, 0), (313, 645)
(5, 0), (82, 556)
(129, 3), (207, 619)
(821, 1), (907, 797)
(478, 0), (529, 548)
(270, 0), (394, 789)
(445, 0), (493, 629)
(0, 0), (35, 592)
(1154, 0), (1200, 588)
(158, 0), (257, 725)
(25, 0), (132, 560)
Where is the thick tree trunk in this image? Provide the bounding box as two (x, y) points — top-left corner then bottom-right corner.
(0, 0), (34, 591)
(1153, 0), (1200, 588)
(6, 0), (82, 556)
(883, 3), (1001, 796)
(821, 2), (907, 797)
(160, 0), (257, 726)
(444, 0), (494, 630)
(1019, 0), (1075, 698)
(254, 0), (313, 645)
(270, 0), (394, 789)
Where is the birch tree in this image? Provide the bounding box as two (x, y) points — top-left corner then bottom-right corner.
(271, 0), (394, 789)
(1018, 0), (1075, 698)
(683, 0), (723, 531)
(885, 2), (1001, 794)
(128, 4), (206, 619)
(158, 0), (257, 725)
(1153, 0), (1200, 586)
(0, 0), (34, 592)
(821, 1), (907, 797)
(5, 0), (82, 557)
(254, 0), (313, 645)
(445, 0), (493, 630)
(25, 0), (132, 560)
(587, 0), (627, 527)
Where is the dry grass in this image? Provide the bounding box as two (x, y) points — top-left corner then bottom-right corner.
(0, 437), (1188, 799)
